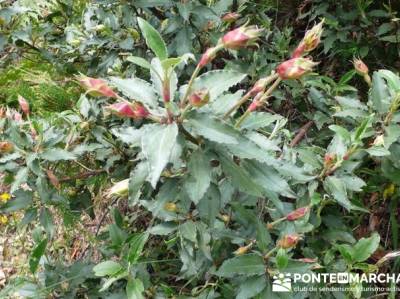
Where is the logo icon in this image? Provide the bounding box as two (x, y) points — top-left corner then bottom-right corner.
(272, 273), (292, 292)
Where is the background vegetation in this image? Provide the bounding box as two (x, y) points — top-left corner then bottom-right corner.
(1, 0), (400, 298)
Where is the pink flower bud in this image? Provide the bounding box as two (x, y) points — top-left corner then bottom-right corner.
(189, 89), (210, 107)
(198, 47), (219, 68)
(248, 100), (259, 112)
(249, 77), (269, 96)
(221, 25), (263, 50)
(106, 102), (149, 119)
(221, 12), (241, 23)
(353, 58), (369, 76)
(277, 234), (300, 249)
(18, 95), (30, 115)
(78, 76), (118, 98)
(276, 57), (318, 80)
(286, 206), (310, 221)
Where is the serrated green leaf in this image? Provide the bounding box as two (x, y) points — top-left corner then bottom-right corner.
(241, 112), (282, 130)
(237, 276), (267, 299)
(137, 17), (168, 60)
(126, 56), (151, 70)
(324, 176), (352, 211)
(29, 238), (47, 273)
(184, 70), (246, 101)
(142, 123), (178, 187)
(216, 254), (265, 278)
(129, 161), (150, 205)
(353, 233), (380, 262)
(93, 261), (123, 277)
(179, 220), (197, 243)
(184, 150), (212, 204)
(41, 149), (76, 161)
(126, 278), (145, 299)
(110, 77), (158, 108)
(128, 233), (148, 264)
(188, 114), (239, 144)
(218, 153), (263, 197)
(243, 160), (296, 198)
(369, 72), (391, 114)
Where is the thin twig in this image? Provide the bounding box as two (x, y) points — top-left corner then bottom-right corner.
(289, 120), (313, 147)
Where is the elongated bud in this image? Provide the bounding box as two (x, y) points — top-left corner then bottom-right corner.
(77, 76), (118, 98)
(222, 12), (241, 23)
(221, 25), (263, 50)
(106, 102), (149, 119)
(302, 20), (324, 53)
(277, 234), (300, 249)
(189, 89), (210, 107)
(276, 57), (318, 80)
(353, 58), (369, 76)
(164, 202), (178, 212)
(286, 206), (310, 221)
(198, 47), (219, 68)
(18, 95), (30, 115)
(0, 141), (14, 153)
(107, 179), (129, 197)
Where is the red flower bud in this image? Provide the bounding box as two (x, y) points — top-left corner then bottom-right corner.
(277, 234), (300, 249)
(276, 57), (318, 80)
(0, 141), (14, 153)
(221, 12), (241, 23)
(106, 102), (149, 119)
(18, 95), (30, 115)
(353, 58), (369, 76)
(286, 206), (310, 221)
(198, 47), (219, 68)
(78, 76), (118, 98)
(189, 89), (210, 107)
(221, 25), (263, 50)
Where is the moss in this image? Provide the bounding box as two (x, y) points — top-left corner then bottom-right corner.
(0, 56), (80, 113)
